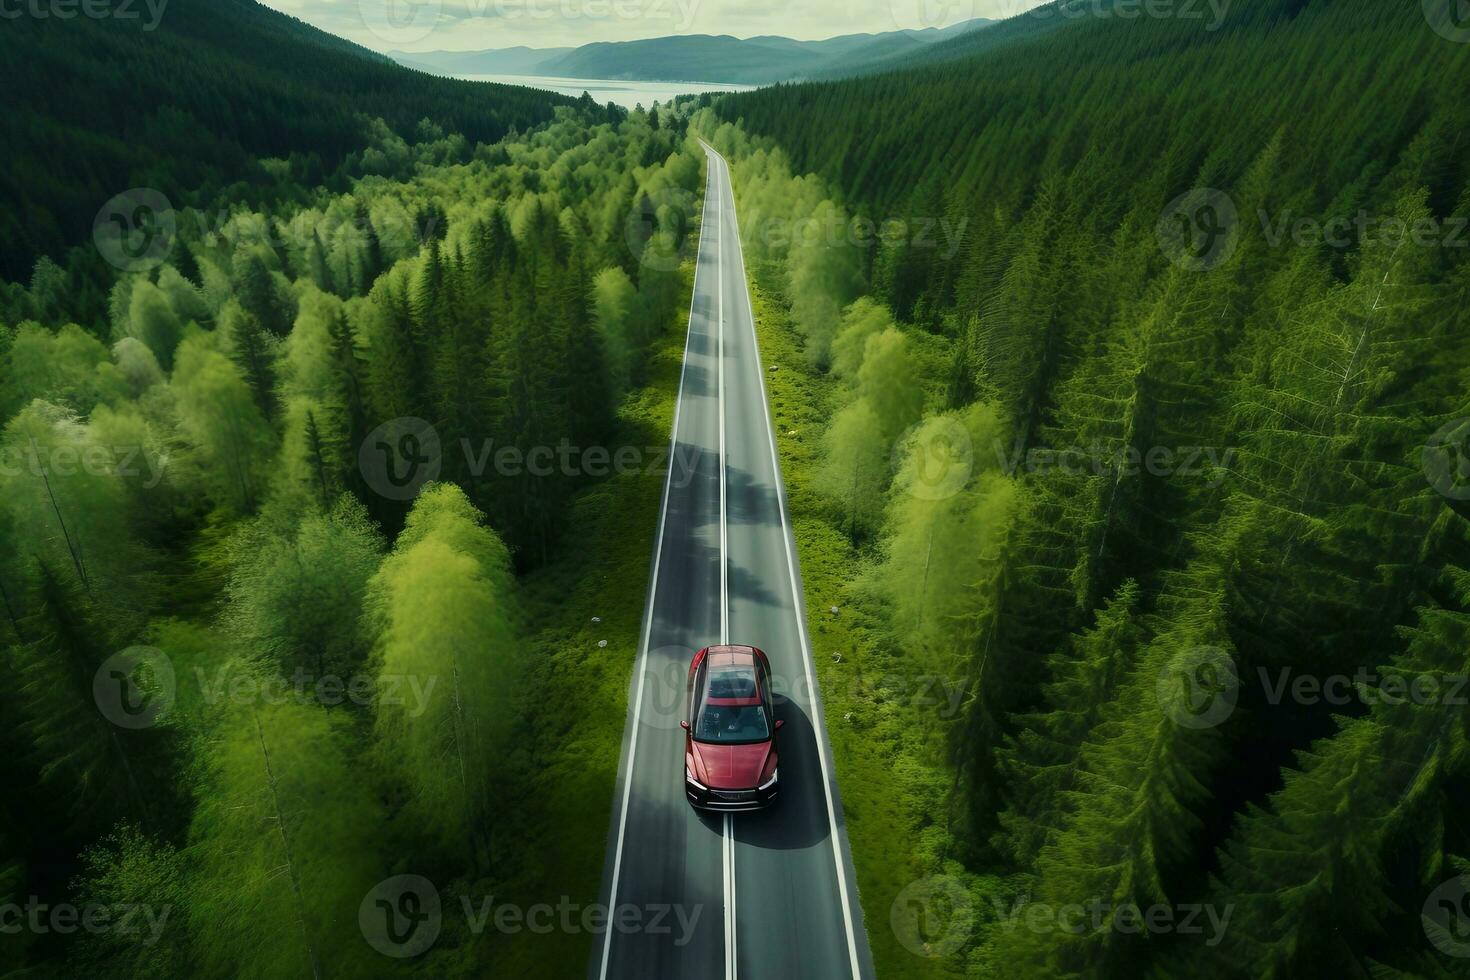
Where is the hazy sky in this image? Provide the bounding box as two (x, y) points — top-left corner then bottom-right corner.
(263, 0), (1046, 53)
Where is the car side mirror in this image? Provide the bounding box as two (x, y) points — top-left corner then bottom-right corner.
(680, 720), (690, 731)
(774, 719), (785, 731)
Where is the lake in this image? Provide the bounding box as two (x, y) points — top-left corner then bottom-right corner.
(457, 73), (755, 109)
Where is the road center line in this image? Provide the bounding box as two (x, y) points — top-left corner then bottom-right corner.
(595, 150), (713, 980)
(723, 811), (736, 979)
(718, 148), (729, 651)
(712, 144), (865, 980)
(715, 147), (737, 980)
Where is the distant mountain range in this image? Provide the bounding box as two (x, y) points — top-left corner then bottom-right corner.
(390, 20), (993, 86)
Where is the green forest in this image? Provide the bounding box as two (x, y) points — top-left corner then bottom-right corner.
(0, 12), (704, 962)
(697, 0), (1470, 976)
(7, 0), (1470, 976)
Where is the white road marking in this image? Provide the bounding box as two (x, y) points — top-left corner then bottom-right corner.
(723, 812), (736, 979)
(596, 151), (715, 980)
(714, 148), (737, 980)
(709, 144), (865, 980)
(718, 146), (729, 652)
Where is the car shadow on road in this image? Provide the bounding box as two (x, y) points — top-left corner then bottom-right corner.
(727, 699), (834, 853)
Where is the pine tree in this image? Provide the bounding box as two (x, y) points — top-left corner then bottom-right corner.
(304, 228), (332, 295)
(222, 304), (277, 422)
(13, 564), (150, 833)
(995, 580), (1145, 864)
(969, 174), (1067, 453)
(1200, 566), (1470, 978)
(232, 252), (294, 337)
(995, 585), (1235, 977)
(168, 236), (201, 288)
(326, 309), (372, 504)
(364, 267), (430, 424)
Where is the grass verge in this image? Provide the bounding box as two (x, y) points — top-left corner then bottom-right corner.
(482, 257), (695, 976)
(748, 278), (969, 979)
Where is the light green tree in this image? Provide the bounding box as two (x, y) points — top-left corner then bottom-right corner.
(225, 497), (384, 679)
(187, 697), (385, 980)
(829, 297), (894, 380)
(0, 401), (154, 615)
(593, 265), (638, 396)
(124, 279), (184, 371)
(6, 322), (128, 412)
(170, 336), (276, 513)
(786, 199), (863, 368)
(367, 483), (521, 868)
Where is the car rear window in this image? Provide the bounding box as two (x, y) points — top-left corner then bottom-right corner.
(708, 666), (757, 699)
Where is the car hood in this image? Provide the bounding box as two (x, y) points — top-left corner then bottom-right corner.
(688, 739), (773, 790)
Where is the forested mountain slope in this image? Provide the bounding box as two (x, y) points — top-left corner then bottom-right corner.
(0, 0), (573, 284)
(703, 0), (1470, 974)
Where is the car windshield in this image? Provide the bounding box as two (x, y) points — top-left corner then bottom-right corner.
(708, 666), (757, 699)
(694, 704), (770, 744)
(693, 662), (769, 743)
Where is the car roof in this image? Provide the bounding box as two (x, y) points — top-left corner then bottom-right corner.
(704, 645), (759, 666)
(701, 652), (762, 706)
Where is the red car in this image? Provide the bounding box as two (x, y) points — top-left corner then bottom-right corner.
(681, 645), (782, 810)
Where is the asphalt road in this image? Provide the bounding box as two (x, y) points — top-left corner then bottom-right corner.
(590, 144), (875, 980)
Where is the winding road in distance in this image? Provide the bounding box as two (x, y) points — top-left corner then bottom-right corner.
(589, 143), (875, 980)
